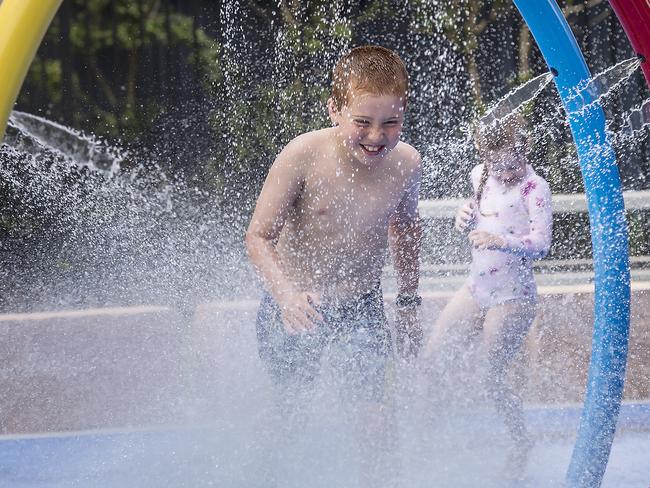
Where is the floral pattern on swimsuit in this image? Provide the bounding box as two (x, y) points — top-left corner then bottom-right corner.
(467, 163), (553, 308)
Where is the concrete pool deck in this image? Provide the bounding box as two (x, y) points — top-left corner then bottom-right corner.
(0, 270), (648, 435)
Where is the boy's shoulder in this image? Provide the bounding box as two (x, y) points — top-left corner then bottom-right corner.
(468, 164), (485, 192)
(394, 140), (420, 159)
(276, 128), (334, 163)
(273, 128), (334, 170)
(391, 141), (421, 169)
(285, 127), (333, 150)
(471, 163), (485, 175)
(470, 163), (485, 179)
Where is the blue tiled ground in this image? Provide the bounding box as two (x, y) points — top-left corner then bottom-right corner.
(0, 404), (647, 488)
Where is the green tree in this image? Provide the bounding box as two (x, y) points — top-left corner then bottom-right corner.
(20, 0), (221, 140)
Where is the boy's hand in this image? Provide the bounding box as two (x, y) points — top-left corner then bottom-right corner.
(276, 291), (323, 335)
(468, 230), (506, 250)
(455, 200), (476, 233)
(395, 306), (422, 359)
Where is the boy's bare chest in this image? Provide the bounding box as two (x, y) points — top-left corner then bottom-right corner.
(296, 174), (403, 230)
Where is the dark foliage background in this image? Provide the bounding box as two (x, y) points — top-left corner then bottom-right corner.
(15, 1), (649, 196)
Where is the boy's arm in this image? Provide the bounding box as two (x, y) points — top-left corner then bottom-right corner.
(388, 157), (422, 296)
(388, 153), (423, 358)
(245, 139), (321, 333)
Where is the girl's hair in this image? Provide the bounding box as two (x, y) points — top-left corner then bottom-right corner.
(473, 115), (528, 216)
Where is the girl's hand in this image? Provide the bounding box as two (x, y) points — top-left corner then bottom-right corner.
(455, 200), (476, 232)
(275, 290), (323, 335)
(468, 230), (506, 250)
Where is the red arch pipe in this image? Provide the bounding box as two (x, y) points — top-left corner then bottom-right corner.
(608, 0), (650, 87)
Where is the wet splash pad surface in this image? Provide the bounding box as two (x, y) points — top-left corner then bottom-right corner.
(0, 403), (647, 488)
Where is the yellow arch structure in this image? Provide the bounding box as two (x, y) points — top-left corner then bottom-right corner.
(0, 0), (62, 142)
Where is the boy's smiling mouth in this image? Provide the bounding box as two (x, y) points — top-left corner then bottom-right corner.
(360, 144), (385, 155)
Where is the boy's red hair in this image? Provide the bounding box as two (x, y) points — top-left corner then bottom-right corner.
(331, 45), (408, 109)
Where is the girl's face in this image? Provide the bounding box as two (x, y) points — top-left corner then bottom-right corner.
(486, 148), (527, 186)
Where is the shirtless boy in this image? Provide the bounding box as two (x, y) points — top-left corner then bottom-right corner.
(245, 45), (422, 485)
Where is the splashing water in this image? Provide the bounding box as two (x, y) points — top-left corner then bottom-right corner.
(565, 56), (642, 114)
(479, 72), (554, 128)
(0, 119), (252, 313)
(1, 4), (650, 487)
(624, 98), (650, 135)
(422, 72), (556, 199)
(1, 118), (646, 483)
(7, 111), (125, 175)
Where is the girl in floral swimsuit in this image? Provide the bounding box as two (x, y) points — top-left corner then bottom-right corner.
(424, 116), (553, 478)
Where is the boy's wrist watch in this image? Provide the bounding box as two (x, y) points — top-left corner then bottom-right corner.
(395, 292), (422, 308)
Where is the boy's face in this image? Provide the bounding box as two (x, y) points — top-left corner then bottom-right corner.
(328, 91), (405, 167)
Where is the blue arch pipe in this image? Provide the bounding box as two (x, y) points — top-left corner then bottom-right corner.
(512, 1), (631, 486)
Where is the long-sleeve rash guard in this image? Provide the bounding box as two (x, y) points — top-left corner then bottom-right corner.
(467, 163), (553, 308)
